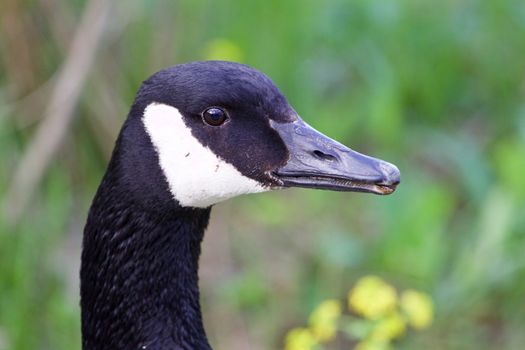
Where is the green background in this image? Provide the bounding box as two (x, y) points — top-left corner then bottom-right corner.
(1, 0), (525, 349)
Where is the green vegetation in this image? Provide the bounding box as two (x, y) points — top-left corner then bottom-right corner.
(1, 0), (525, 349)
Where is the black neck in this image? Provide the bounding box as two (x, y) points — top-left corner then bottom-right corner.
(80, 164), (212, 350)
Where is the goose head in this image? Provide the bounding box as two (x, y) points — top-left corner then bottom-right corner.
(120, 60), (400, 209)
(82, 61), (401, 350)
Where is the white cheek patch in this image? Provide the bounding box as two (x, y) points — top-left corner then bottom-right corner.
(142, 103), (268, 208)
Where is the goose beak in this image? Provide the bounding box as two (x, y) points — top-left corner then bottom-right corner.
(270, 119), (400, 195)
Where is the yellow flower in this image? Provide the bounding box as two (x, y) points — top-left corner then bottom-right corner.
(400, 289), (434, 330)
(308, 299), (342, 342)
(354, 339), (392, 350)
(204, 38), (244, 62)
(348, 276), (398, 319)
(284, 327), (318, 350)
(369, 312), (406, 341)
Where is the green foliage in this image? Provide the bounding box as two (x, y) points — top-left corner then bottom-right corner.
(1, 0), (525, 349)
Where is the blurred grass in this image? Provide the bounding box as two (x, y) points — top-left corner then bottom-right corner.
(1, 0), (525, 349)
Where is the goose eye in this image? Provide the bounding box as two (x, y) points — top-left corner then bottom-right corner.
(202, 107), (228, 126)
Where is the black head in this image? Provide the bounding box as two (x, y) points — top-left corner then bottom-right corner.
(114, 61), (400, 209)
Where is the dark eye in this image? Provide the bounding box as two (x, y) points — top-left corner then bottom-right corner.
(202, 107), (228, 126)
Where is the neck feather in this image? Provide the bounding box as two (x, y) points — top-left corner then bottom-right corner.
(81, 168), (212, 350)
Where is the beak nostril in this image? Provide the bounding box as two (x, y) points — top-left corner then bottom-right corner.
(312, 150), (337, 162)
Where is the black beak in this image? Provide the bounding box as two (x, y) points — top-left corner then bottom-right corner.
(270, 118), (400, 195)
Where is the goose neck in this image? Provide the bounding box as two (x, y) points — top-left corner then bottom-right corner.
(81, 184), (212, 350)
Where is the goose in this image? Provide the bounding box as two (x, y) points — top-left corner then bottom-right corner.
(81, 60), (400, 350)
